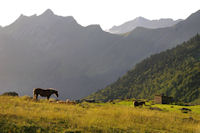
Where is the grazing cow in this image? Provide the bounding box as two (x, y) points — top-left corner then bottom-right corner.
(33, 88), (58, 100)
(133, 101), (145, 107)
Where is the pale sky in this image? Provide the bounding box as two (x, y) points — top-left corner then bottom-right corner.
(0, 0), (200, 30)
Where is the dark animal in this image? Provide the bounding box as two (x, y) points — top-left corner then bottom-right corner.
(134, 101), (145, 107)
(33, 88), (58, 100)
(149, 107), (163, 111)
(81, 99), (96, 103)
(180, 108), (192, 113)
(180, 108), (191, 111)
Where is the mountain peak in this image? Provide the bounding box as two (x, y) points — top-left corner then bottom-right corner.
(15, 14), (29, 22)
(41, 9), (54, 16)
(86, 24), (102, 30)
(186, 9), (200, 21)
(135, 16), (147, 21)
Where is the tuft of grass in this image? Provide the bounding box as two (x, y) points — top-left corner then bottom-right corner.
(0, 96), (199, 132)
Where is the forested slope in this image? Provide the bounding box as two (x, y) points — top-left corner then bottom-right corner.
(87, 35), (200, 103)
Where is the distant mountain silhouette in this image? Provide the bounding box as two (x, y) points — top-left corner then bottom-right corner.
(0, 9), (200, 100)
(0, 9), (121, 99)
(109, 17), (182, 34)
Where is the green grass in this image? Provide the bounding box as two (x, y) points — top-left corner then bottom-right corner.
(0, 96), (200, 133)
(116, 99), (200, 114)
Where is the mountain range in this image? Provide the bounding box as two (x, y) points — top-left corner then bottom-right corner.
(109, 17), (182, 34)
(0, 9), (200, 100)
(86, 34), (200, 103)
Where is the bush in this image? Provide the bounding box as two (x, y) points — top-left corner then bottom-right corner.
(1, 92), (18, 96)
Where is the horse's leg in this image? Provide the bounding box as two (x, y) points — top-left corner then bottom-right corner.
(47, 96), (50, 100)
(33, 94), (36, 99)
(36, 94), (38, 100)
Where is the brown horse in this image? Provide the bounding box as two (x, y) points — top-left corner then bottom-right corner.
(33, 88), (58, 100)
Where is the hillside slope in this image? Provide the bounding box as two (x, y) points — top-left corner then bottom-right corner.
(87, 35), (200, 103)
(91, 10), (200, 83)
(0, 96), (199, 132)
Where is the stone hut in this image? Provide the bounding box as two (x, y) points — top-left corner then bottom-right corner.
(154, 94), (173, 104)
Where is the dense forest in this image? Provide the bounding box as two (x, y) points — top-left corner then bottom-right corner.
(87, 34), (200, 103)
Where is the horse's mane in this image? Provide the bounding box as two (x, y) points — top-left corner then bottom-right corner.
(46, 88), (57, 92)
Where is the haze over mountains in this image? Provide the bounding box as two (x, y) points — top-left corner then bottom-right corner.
(0, 9), (200, 100)
(109, 17), (182, 34)
(87, 35), (200, 103)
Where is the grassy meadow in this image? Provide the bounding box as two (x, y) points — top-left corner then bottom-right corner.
(0, 96), (200, 133)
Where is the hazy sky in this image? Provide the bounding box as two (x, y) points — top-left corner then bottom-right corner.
(0, 0), (200, 30)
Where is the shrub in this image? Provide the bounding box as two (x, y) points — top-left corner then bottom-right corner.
(1, 92), (18, 96)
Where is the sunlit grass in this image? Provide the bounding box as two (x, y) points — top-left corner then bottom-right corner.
(0, 96), (200, 133)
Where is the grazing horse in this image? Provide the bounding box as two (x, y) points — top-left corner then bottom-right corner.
(33, 88), (58, 100)
(133, 101), (145, 107)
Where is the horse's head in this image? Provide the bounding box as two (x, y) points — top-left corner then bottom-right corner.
(54, 90), (59, 97)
